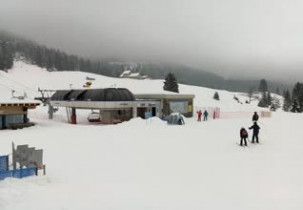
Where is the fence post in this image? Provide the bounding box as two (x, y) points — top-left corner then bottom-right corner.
(43, 165), (46, 175)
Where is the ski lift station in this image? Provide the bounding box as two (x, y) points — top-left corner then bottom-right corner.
(49, 88), (194, 124)
(0, 101), (40, 129)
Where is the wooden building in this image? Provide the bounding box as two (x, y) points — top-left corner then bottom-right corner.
(0, 101), (40, 129)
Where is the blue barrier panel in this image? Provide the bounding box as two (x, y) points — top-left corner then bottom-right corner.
(0, 167), (37, 180)
(0, 170), (13, 180)
(0, 156), (8, 171)
(20, 167), (37, 178)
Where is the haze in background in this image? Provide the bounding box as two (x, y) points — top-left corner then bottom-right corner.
(1, 0), (303, 82)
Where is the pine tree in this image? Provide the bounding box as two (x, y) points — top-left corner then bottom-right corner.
(213, 91), (220, 100)
(293, 82), (303, 112)
(0, 40), (14, 71)
(270, 96), (280, 111)
(258, 79), (268, 92)
(292, 82), (303, 112)
(283, 90), (291, 112)
(291, 98), (301, 113)
(267, 92), (272, 106)
(258, 92), (268, 107)
(163, 72), (179, 93)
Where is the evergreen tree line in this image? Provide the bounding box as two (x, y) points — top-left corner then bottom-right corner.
(255, 79), (280, 111)
(0, 32), (125, 77)
(283, 82), (303, 113)
(0, 31), (292, 93)
(257, 79), (303, 113)
(0, 33), (237, 90)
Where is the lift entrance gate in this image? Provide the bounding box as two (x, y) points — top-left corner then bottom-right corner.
(0, 143), (45, 181)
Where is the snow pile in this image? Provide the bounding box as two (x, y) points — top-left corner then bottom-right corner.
(122, 117), (167, 126)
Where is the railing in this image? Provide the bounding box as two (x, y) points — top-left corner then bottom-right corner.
(0, 167), (37, 180)
(194, 107), (271, 120)
(194, 107), (221, 120)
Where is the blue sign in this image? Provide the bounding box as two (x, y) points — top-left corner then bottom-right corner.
(0, 156), (8, 171)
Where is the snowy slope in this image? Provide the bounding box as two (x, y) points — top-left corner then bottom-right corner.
(0, 60), (267, 111)
(0, 60), (299, 210)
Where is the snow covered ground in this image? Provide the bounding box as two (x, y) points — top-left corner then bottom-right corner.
(0, 61), (302, 210)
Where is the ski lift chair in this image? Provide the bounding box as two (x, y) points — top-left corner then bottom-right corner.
(87, 112), (101, 122)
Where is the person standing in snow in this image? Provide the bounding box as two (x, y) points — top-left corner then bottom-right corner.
(240, 127), (248, 146)
(203, 110), (208, 121)
(249, 122), (260, 143)
(252, 112), (259, 122)
(197, 110), (202, 121)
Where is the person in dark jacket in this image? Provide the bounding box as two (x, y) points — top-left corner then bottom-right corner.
(203, 110), (209, 121)
(252, 112), (259, 122)
(249, 122), (260, 143)
(240, 127), (248, 146)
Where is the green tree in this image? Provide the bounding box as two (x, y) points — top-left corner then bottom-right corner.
(213, 91), (220, 100)
(270, 96), (280, 111)
(258, 79), (268, 92)
(283, 90), (291, 112)
(163, 72), (179, 93)
(291, 98), (301, 113)
(0, 40), (14, 70)
(258, 92), (268, 107)
(291, 82), (303, 113)
(267, 92), (272, 106)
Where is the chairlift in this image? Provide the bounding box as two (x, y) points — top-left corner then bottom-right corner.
(87, 111), (101, 122)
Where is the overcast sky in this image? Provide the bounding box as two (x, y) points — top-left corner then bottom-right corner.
(1, 0), (303, 82)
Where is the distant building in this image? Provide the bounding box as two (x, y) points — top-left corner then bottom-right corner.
(120, 70), (149, 80)
(0, 101), (40, 129)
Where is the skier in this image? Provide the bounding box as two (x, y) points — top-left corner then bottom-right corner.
(240, 127), (248, 146)
(197, 110), (202, 121)
(252, 111), (259, 122)
(249, 122), (260, 143)
(203, 110), (208, 121)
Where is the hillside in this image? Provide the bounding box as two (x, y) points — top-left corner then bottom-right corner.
(0, 31), (291, 93)
(0, 60), (302, 210)
(0, 60), (268, 113)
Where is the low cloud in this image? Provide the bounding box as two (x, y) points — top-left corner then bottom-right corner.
(1, 0), (303, 82)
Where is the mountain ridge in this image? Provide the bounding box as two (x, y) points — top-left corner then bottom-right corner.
(0, 30), (292, 93)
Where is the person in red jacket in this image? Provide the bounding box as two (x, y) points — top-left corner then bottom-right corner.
(197, 110), (202, 121)
(240, 127), (248, 146)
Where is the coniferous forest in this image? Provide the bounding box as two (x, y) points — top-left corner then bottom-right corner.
(0, 31), (293, 94)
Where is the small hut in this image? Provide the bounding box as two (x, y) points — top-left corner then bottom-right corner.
(0, 101), (40, 129)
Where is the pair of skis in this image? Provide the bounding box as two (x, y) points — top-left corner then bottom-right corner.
(237, 141), (261, 147)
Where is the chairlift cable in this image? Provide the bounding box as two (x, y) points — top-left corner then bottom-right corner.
(0, 73), (38, 93)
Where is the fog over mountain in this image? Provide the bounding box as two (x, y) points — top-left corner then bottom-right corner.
(1, 0), (303, 83)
